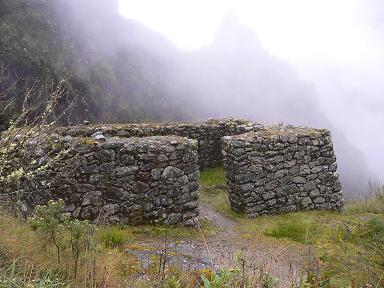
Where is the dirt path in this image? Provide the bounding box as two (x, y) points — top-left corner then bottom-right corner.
(198, 203), (304, 286)
(199, 203), (237, 235)
(127, 204), (305, 287)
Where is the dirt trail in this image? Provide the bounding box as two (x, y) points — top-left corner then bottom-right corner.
(127, 203), (304, 287)
(198, 203), (304, 286)
(199, 203), (237, 234)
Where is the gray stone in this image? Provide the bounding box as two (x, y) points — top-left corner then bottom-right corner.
(292, 176), (306, 184)
(262, 191), (275, 200)
(222, 125), (344, 217)
(162, 166), (183, 179)
(91, 131), (106, 142)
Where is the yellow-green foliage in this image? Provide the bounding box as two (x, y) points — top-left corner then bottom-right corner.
(264, 217), (318, 244)
(101, 227), (129, 248)
(0, 167), (383, 287)
(81, 138), (98, 145)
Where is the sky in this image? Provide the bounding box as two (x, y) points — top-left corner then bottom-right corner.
(119, 0), (384, 183)
(119, 0), (381, 66)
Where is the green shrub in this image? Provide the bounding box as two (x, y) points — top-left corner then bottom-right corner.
(28, 200), (96, 277)
(29, 200), (67, 264)
(201, 269), (233, 288)
(66, 219), (95, 277)
(165, 275), (182, 288)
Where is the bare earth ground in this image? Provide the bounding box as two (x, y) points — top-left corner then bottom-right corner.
(127, 203), (305, 287)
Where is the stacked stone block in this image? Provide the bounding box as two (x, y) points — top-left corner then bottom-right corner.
(3, 135), (200, 226)
(55, 118), (260, 168)
(222, 126), (344, 216)
(0, 113), (5, 137)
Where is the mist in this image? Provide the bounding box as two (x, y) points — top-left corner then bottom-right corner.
(53, 0), (382, 197)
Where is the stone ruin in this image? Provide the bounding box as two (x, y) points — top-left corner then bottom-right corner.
(222, 127), (344, 216)
(0, 113), (5, 134)
(0, 119), (344, 226)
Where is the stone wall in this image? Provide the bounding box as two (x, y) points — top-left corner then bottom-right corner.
(222, 126), (344, 216)
(56, 118), (260, 168)
(1, 119), (346, 225)
(0, 113), (5, 137)
(2, 134), (200, 226)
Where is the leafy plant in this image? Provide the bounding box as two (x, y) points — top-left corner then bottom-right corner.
(165, 275), (182, 288)
(29, 200), (96, 278)
(29, 199), (67, 264)
(67, 219), (95, 277)
(201, 269), (232, 288)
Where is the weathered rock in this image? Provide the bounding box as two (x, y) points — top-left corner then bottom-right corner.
(2, 135), (200, 226)
(222, 126), (344, 216)
(1, 119), (345, 225)
(55, 118), (262, 168)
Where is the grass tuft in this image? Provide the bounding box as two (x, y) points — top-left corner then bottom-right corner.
(264, 217), (318, 244)
(101, 227), (129, 248)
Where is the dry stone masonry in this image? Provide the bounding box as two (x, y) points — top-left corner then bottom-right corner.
(2, 134), (199, 225)
(55, 118), (261, 168)
(222, 126), (344, 216)
(0, 119), (345, 225)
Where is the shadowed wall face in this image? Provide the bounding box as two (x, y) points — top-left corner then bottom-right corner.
(222, 127), (344, 216)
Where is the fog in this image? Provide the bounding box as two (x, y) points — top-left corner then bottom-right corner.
(58, 0), (382, 197)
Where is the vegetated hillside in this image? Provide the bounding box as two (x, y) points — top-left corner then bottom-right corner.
(0, 0), (371, 194)
(0, 0), (193, 124)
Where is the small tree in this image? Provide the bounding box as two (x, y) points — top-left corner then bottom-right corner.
(29, 199), (96, 278)
(67, 218), (95, 277)
(29, 199), (67, 265)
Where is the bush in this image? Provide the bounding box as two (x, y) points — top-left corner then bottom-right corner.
(29, 200), (67, 265)
(29, 200), (96, 277)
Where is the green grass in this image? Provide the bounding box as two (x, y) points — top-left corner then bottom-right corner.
(343, 195), (384, 215)
(200, 166), (226, 187)
(199, 166), (384, 287)
(264, 217), (318, 244)
(101, 227), (129, 248)
(0, 257), (72, 288)
(0, 166), (382, 287)
(199, 166), (240, 218)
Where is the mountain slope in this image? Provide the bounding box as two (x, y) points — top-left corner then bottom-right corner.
(0, 0), (371, 195)
(0, 0), (192, 123)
